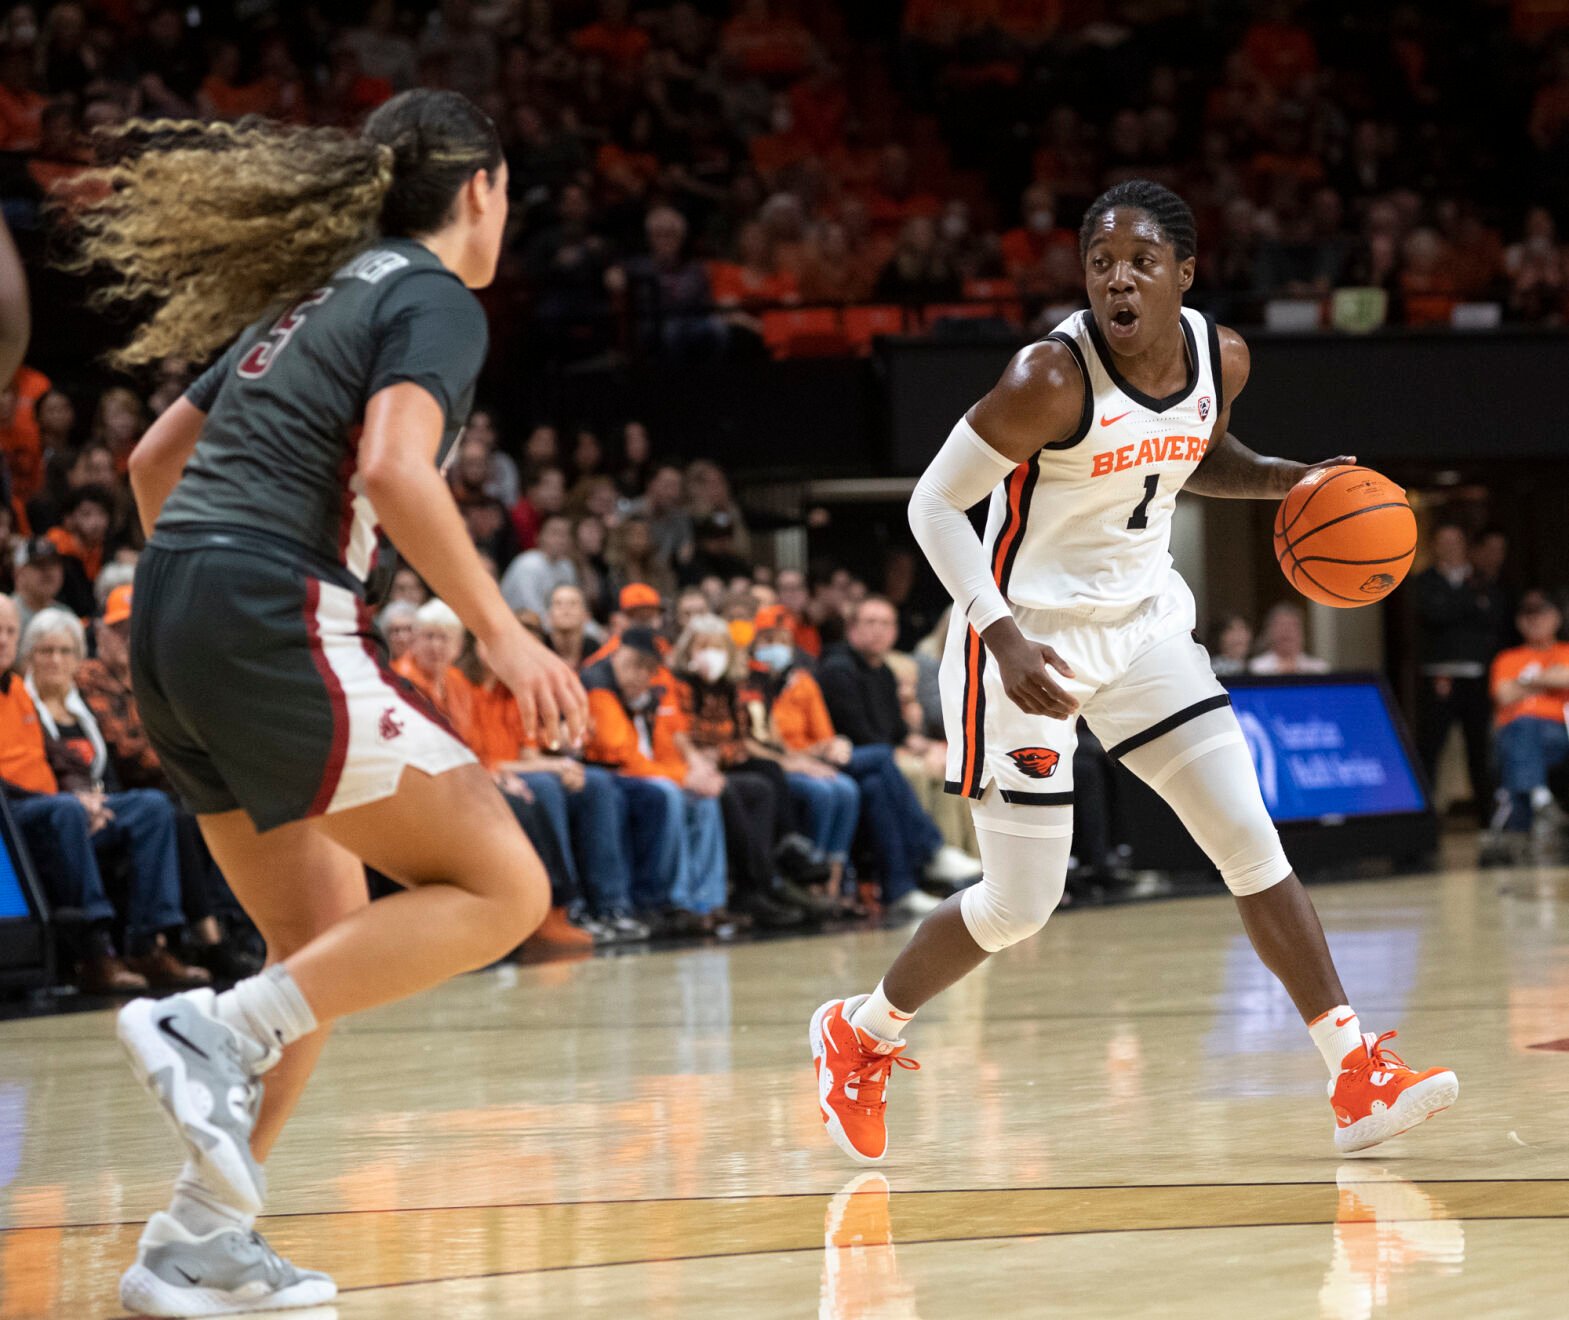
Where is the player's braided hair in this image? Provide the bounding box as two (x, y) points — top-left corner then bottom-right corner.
(67, 90), (501, 368)
(1078, 179), (1197, 262)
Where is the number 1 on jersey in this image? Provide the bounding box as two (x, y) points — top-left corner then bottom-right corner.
(1126, 473), (1159, 530)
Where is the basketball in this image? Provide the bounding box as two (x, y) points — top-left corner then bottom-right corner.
(1273, 465), (1417, 608)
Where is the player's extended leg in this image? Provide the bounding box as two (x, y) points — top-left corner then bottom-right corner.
(1112, 705), (1458, 1152)
(811, 788), (1074, 1164)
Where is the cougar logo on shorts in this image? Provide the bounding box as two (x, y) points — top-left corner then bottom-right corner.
(1006, 746), (1061, 779)
(378, 707), (405, 741)
(1360, 573), (1396, 594)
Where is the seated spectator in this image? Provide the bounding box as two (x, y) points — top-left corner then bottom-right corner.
(582, 627), (730, 930)
(1482, 591), (1569, 863)
(463, 408), (519, 508)
(450, 433), (519, 567)
(500, 513), (580, 616)
(465, 637), (651, 941)
(570, 515), (611, 622)
(91, 386), (148, 473)
(393, 600), (593, 950)
(747, 605), (862, 907)
(45, 484), (113, 617)
(11, 536), (63, 634)
(875, 216), (962, 305)
(75, 585), (256, 980)
(377, 600), (419, 662)
(613, 206), (724, 360)
(681, 512), (751, 587)
(797, 221), (876, 304)
(670, 613), (818, 927)
(521, 182), (616, 361)
(27, 439), (120, 536)
(632, 463), (694, 568)
(510, 464), (566, 551)
(818, 596), (981, 909)
(774, 569), (821, 657)
(7, 603), (206, 992)
(1000, 183), (1077, 285)
(1209, 613), (1254, 676)
(709, 220), (801, 329)
(607, 515), (676, 605)
(571, 0), (651, 74)
(1248, 603), (1329, 673)
(1504, 207), (1566, 324)
(616, 420), (654, 499)
(0, 364), (49, 507)
(385, 565), (429, 609)
(547, 582), (609, 670)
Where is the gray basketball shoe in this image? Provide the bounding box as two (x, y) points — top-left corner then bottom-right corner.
(118, 990), (280, 1216)
(119, 1211), (336, 1316)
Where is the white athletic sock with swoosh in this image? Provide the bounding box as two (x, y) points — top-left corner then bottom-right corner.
(214, 965), (319, 1057)
(850, 981), (917, 1043)
(1308, 1005), (1364, 1076)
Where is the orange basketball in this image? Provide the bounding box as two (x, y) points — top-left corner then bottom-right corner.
(1272, 465), (1416, 608)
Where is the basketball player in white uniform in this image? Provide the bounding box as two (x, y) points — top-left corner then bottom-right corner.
(810, 181), (1458, 1164)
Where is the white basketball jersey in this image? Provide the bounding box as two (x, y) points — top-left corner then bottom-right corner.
(978, 306), (1223, 616)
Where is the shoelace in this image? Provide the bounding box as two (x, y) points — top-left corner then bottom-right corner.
(1356, 1029), (1409, 1075)
(844, 1051), (920, 1114)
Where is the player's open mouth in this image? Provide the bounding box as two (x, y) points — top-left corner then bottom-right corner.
(1108, 306), (1139, 339)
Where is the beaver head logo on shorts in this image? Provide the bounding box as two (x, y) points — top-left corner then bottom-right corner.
(1007, 746), (1061, 779)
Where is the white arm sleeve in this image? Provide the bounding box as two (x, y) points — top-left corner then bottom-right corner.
(907, 415), (1022, 634)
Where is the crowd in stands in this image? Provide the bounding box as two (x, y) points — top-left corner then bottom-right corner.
(6, 1), (1569, 370)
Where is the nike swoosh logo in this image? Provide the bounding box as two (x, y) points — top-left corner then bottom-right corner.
(157, 1015), (210, 1061)
(1099, 411), (1132, 427)
(176, 1267), (201, 1285)
(1334, 1015), (1356, 1028)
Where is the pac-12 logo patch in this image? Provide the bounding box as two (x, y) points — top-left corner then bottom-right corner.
(1007, 746), (1061, 779)
(1197, 395), (1211, 421)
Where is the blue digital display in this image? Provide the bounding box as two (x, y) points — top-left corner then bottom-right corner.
(1227, 680), (1427, 824)
(0, 830), (29, 919)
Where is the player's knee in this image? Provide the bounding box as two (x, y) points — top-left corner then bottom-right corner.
(959, 872), (1063, 952)
(494, 849), (552, 948)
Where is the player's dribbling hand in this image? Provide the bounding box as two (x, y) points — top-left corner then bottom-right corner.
(994, 636), (1079, 720)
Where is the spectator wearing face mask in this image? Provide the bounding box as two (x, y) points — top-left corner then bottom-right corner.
(581, 627), (729, 931)
(746, 605), (863, 909)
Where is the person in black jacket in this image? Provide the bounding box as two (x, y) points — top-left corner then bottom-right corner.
(1411, 524), (1508, 812)
(817, 596), (980, 913)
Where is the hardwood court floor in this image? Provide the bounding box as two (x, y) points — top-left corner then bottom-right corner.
(2, 853), (1566, 1318)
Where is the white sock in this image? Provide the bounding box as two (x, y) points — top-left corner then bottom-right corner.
(214, 965), (318, 1056)
(1309, 1005), (1364, 1076)
(168, 1161), (253, 1234)
(849, 980), (916, 1042)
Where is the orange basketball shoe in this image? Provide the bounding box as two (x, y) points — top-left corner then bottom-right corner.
(1331, 1030), (1458, 1153)
(810, 997), (920, 1165)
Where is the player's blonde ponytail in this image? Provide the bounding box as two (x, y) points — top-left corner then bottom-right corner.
(67, 90), (501, 370)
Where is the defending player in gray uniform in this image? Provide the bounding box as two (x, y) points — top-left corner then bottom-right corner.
(72, 91), (587, 1316)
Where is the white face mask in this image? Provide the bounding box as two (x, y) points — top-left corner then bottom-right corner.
(692, 648), (728, 682)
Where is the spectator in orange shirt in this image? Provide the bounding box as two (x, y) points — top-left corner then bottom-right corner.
(0, 43), (45, 150)
(582, 628), (728, 926)
(748, 605), (861, 900)
(708, 221), (801, 342)
(774, 569), (821, 657)
(999, 182), (1077, 283)
(395, 600), (594, 949)
(0, 364), (48, 506)
(1486, 591), (1569, 853)
(45, 485), (112, 616)
(720, 0), (817, 83)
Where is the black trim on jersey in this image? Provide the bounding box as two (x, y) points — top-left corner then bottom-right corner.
(1106, 694), (1232, 759)
(1085, 313), (1199, 415)
(1042, 330), (1093, 450)
(996, 453), (1040, 596)
(1203, 312), (1224, 408)
(967, 640), (989, 797)
(999, 789), (1075, 806)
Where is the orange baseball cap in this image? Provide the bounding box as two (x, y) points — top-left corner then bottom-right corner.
(102, 584), (134, 627)
(753, 603), (796, 632)
(619, 582), (663, 611)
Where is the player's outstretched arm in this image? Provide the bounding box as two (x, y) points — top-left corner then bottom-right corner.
(361, 382), (588, 749)
(1185, 326), (1354, 499)
(908, 340), (1083, 718)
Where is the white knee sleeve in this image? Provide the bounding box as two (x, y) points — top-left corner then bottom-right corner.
(1118, 711), (1290, 896)
(959, 788), (1074, 953)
